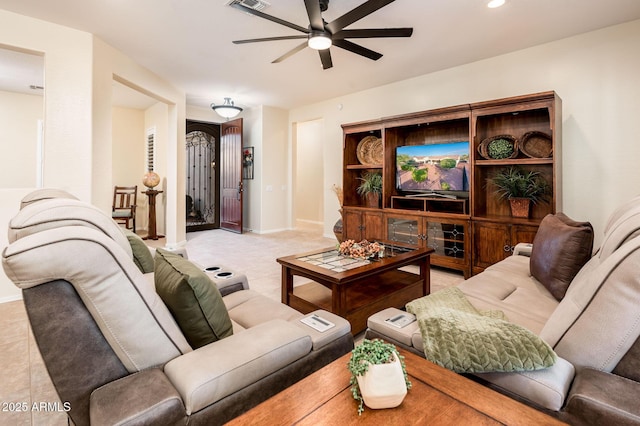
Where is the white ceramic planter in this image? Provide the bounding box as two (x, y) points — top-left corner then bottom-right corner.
(356, 352), (407, 410)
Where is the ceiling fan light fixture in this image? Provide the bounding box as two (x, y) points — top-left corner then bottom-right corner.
(308, 31), (332, 50)
(211, 97), (243, 119)
(487, 0), (505, 8)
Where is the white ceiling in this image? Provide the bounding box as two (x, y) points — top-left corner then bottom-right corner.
(1, 0), (640, 110)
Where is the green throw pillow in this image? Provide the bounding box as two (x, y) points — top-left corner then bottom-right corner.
(122, 228), (155, 273)
(154, 249), (233, 348)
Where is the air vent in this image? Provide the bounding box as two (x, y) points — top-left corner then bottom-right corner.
(226, 0), (270, 11)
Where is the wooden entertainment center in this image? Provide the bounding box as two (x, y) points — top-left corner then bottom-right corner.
(341, 91), (562, 278)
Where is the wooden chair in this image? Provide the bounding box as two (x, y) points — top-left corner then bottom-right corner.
(112, 186), (137, 232)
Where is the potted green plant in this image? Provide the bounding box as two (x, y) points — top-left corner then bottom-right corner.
(347, 339), (411, 415)
(356, 171), (383, 208)
(489, 166), (550, 218)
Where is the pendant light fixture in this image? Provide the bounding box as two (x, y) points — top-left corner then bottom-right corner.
(211, 97), (243, 120)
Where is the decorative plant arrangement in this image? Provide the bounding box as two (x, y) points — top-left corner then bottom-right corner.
(487, 138), (515, 159)
(489, 166), (550, 217)
(347, 339), (411, 415)
(478, 135), (517, 160)
(338, 239), (381, 259)
(356, 171), (383, 207)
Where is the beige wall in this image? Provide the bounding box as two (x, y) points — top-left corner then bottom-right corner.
(260, 106), (290, 233)
(230, 104), (290, 234)
(294, 118), (324, 230)
(0, 90), (42, 187)
(0, 10), (186, 301)
(0, 10), (93, 301)
(290, 19), (640, 245)
(242, 106), (262, 232)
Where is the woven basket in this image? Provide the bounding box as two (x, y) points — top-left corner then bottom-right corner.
(520, 131), (552, 158)
(356, 136), (383, 166)
(477, 135), (518, 160)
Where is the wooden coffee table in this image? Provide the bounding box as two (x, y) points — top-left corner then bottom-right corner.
(228, 349), (566, 425)
(277, 245), (432, 334)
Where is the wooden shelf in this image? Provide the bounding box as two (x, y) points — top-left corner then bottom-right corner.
(342, 91), (561, 277)
(475, 158), (553, 166)
(390, 196), (468, 214)
(346, 164), (382, 170)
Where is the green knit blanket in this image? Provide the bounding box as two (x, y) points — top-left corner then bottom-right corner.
(406, 288), (556, 373)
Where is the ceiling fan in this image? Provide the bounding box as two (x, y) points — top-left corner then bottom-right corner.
(230, 0), (413, 70)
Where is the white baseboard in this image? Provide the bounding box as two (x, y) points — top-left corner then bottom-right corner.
(255, 227), (291, 235)
(0, 294), (22, 304)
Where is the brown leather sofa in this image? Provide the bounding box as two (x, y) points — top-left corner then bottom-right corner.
(2, 190), (354, 425)
(366, 196), (640, 425)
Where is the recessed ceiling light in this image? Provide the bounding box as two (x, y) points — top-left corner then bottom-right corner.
(488, 0), (505, 8)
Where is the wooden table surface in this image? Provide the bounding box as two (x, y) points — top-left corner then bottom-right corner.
(228, 349), (566, 425)
(278, 246), (432, 333)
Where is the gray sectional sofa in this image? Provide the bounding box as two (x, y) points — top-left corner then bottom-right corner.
(2, 190), (354, 426)
(366, 196), (640, 425)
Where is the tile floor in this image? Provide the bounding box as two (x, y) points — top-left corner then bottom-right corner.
(0, 228), (464, 425)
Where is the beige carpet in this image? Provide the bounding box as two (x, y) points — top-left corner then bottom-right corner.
(183, 229), (465, 304)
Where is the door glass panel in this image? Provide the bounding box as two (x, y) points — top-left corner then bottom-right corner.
(427, 222), (465, 259)
(186, 130), (216, 227)
(387, 217), (419, 246)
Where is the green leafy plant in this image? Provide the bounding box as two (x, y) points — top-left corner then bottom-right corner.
(439, 158), (457, 169)
(489, 166), (550, 204)
(488, 138), (514, 159)
(411, 168), (428, 182)
(397, 153), (417, 171)
(347, 339), (411, 415)
(356, 171), (383, 198)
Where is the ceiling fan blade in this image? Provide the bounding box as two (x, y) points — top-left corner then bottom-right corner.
(230, 3), (309, 33)
(326, 0), (396, 34)
(332, 28), (413, 40)
(233, 35), (307, 44)
(272, 42), (308, 64)
(333, 39), (382, 61)
(319, 49), (333, 70)
(304, 0), (324, 31)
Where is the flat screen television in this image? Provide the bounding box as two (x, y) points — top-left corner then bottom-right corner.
(395, 141), (470, 198)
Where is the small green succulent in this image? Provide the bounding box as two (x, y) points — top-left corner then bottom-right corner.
(488, 138), (514, 159)
(347, 339), (411, 415)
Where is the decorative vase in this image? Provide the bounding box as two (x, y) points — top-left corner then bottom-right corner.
(365, 192), (380, 208)
(142, 171), (161, 189)
(509, 198), (531, 218)
(333, 218), (343, 242)
(356, 352), (408, 410)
